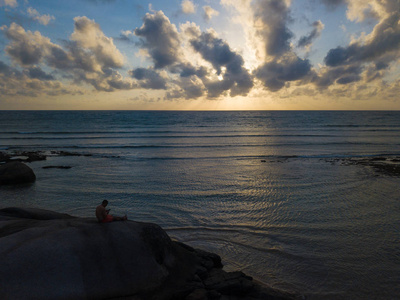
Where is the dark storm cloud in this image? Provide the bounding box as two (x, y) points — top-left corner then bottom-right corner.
(319, 9), (400, 86)
(336, 74), (361, 85)
(134, 11), (182, 69)
(254, 55), (313, 91)
(190, 31), (253, 97)
(325, 12), (400, 67)
(191, 32), (236, 75)
(169, 63), (207, 78)
(252, 0), (293, 57)
(314, 65), (362, 87)
(45, 43), (73, 70)
(0, 60), (12, 75)
(297, 20), (324, 49)
(26, 66), (54, 80)
(251, 0), (315, 91)
(0, 59), (22, 78)
(130, 68), (167, 90)
(4, 23), (46, 65)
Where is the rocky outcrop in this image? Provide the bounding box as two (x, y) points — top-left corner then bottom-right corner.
(325, 156), (400, 177)
(0, 161), (36, 185)
(0, 150), (93, 164)
(0, 208), (296, 300)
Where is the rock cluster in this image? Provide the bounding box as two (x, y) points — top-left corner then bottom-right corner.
(0, 151), (46, 163)
(325, 156), (400, 176)
(0, 150), (99, 164)
(0, 208), (296, 300)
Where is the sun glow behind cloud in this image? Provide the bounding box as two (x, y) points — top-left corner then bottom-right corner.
(0, 0), (399, 110)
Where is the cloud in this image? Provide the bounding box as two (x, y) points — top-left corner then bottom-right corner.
(297, 20), (324, 49)
(246, 0), (315, 91)
(130, 68), (167, 89)
(70, 16), (124, 70)
(27, 7), (55, 25)
(325, 14), (400, 67)
(190, 31), (253, 97)
(117, 30), (135, 42)
(3, 23), (60, 66)
(0, 59), (21, 77)
(319, 1), (400, 87)
(181, 0), (195, 14)
(166, 77), (204, 99)
(2, 18), (131, 93)
(25, 66), (54, 80)
(252, 0), (293, 58)
(134, 11), (182, 69)
(0, 0), (17, 8)
(132, 10), (254, 99)
(0, 60), (81, 97)
(203, 6), (219, 21)
(254, 54), (313, 91)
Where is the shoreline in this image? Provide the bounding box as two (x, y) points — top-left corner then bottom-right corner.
(2, 149), (400, 177)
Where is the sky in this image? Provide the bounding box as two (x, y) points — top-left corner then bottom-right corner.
(0, 0), (399, 110)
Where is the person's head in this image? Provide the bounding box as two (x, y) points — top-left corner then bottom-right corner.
(102, 200), (108, 207)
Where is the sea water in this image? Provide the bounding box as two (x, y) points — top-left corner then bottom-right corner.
(0, 110), (399, 299)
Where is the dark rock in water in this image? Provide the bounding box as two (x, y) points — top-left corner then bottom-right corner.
(52, 150), (93, 157)
(0, 151), (46, 163)
(0, 162), (36, 185)
(20, 151), (47, 162)
(0, 208), (298, 300)
(42, 165), (72, 169)
(0, 152), (11, 162)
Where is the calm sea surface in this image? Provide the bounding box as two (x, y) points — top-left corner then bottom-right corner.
(1, 111), (399, 299)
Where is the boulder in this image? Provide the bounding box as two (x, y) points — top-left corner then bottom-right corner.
(0, 161), (36, 185)
(0, 208), (297, 300)
(0, 208), (195, 299)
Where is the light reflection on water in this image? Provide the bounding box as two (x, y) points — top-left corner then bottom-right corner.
(2, 153), (399, 299)
(1, 111), (400, 299)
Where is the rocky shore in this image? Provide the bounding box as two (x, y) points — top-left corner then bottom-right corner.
(2, 150), (400, 178)
(0, 207), (298, 300)
(323, 156), (400, 177)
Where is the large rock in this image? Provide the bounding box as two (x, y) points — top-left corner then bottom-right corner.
(0, 208), (297, 300)
(0, 161), (36, 185)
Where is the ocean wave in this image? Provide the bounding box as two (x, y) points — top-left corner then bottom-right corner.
(0, 134), (342, 140)
(1, 128), (399, 136)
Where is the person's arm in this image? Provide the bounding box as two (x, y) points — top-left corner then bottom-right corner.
(101, 207), (108, 219)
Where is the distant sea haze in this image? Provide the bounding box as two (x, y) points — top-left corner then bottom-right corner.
(1, 110), (399, 299)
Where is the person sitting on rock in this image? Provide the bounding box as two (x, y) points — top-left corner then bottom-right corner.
(96, 200), (127, 223)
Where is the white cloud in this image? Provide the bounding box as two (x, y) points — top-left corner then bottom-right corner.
(181, 0), (195, 14)
(27, 7), (55, 25)
(70, 16), (124, 70)
(0, 0), (17, 8)
(3, 19), (130, 92)
(203, 6), (219, 21)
